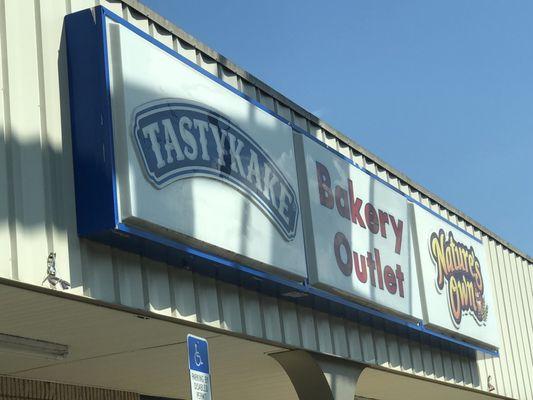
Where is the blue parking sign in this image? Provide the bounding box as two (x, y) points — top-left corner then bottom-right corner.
(187, 334), (212, 400)
(187, 334), (210, 373)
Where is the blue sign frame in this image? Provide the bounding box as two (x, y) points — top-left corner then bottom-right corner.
(65, 6), (497, 357)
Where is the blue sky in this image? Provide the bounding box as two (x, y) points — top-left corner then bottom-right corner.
(141, 0), (533, 257)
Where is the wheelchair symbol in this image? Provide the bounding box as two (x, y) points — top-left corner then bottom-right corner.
(194, 343), (204, 367)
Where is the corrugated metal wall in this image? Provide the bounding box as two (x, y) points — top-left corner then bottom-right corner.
(0, 0), (530, 398)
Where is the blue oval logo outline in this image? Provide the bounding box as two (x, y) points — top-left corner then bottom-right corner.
(131, 99), (299, 242)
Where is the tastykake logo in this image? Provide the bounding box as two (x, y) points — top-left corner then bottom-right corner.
(429, 229), (488, 327)
(132, 100), (299, 241)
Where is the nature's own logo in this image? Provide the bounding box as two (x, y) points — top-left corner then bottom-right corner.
(429, 229), (488, 327)
(131, 100), (299, 241)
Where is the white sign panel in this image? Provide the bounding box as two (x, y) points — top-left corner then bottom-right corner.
(301, 135), (422, 319)
(105, 19), (306, 278)
(413, 205), (500, 348)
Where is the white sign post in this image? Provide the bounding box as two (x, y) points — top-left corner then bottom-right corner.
(187, 334), (212, 400)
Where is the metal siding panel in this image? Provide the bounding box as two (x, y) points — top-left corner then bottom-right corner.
(451, 355), (464, 385)
(152, 23), (173, 50)
(219, 65), (239, 89)
(518, 257), (533, 400)
(373, 320), (389, 367)
(397, 337), (413, 373)
(143, 258), (172, 316)
(461, 356), (473, 387)
(279, 300), (301, 347)
(114, 249), (144, 309)
(330, 317), (349, 358)
(420, 343), (435, 379)
(242, 288), (264, 338)
(170, 267), (197, 322)
(297, 306), (318, 351)
(521, 258), (533, 400)
(195, 274), (220, 327)
(275, 100), (291, 121)
(176, 37), (197, 63)
(198, 52), (219, 77)
(410, 340), (424, 375)
(70, 0), (97, 12)
(292, 111), (307, 131)
(477, 351), (491, 392)
(486, 238), (511, 397)
(508, 252), (533, 397)
(124, 6), (150, 33)
(261, 296), (283, 343)
(351, 149), (364, 168)
(0, 0), (13, 280)
(38, 0), (85, 296)
(258, 90), (275, 113)
(241, 79), (257, 100)
(360, 325), (376, 365)
(308, 122), (322, 140)
(315, 311), (333, 354)
(346, 321), (363, 362)
(218, 281), (243, 332)
(429, 346), (444, 381)
(337, 141), (351, 158)
(101, 0), (124, 15)
(4, 0), (49, 285)
(80, 240), (116, 303)
(323, 132), (338, 151)
(491, 241), (516, 397)
(500, 247), (524, 398)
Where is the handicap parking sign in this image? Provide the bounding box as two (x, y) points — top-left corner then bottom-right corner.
(187, 334), (212, 400)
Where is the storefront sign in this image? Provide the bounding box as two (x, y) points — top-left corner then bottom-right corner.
(66, 6), (499, 353)
(412, 205), (500, 348)
(104, 14), (305, 278)
(299, 135), (422, 319)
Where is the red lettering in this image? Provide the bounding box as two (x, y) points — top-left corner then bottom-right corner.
(335, 185), (350, 220)
(374, 248), (384, 290)
(365, 203), (379, 234)
(395, 264), (405, 298)
(348, 179), (366, 228)
(334, 232), (352, 276)
(367, 252), (376, 287)
(390, 216), (403, 255)
(378, 210), (389, 239)
(384, 265), (397, 295)
(316, 162), (333, 209)
(353, 251), (367, 283)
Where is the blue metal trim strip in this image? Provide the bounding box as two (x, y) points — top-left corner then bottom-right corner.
(98, 8), (120, 227)
(113, 222), (498, 356)
(71, 6), (496, 356)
